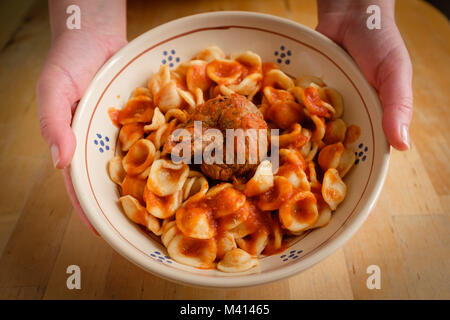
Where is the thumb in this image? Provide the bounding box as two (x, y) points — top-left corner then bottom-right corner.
(376, 46), (413, 151)
(37, 64), (78, 168)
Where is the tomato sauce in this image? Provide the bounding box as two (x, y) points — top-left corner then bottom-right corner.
(206, 187), (246, 218)
(144, 186), (177, 215)
(280, 127), (309, 150)
(117, 96), (154, 125)
(262, 62), (279, 75)
(257, 177), (294, 211)
(282, 149), (307, 170)
(108, 107), (121, 128)
(302, 86), (331, 117)
(277, 162), (302, 178)
(318, 142), (345, 171)
(207, 59), (246, 85)
(119, 123), (145, 150)
(266, 87), (293, 104)
(121, 175), (146, 204)
(344, 125), (362, 145)
(180, 237), (210, 256)
(173, 183), (288, 261)
(187, 63), (212, 92)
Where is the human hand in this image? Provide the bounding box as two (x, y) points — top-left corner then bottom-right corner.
(316, 0), (413, 150)
(37, 0), (127, 233)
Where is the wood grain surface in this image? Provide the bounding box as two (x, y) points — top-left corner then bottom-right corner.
(0, 0), (448, 300)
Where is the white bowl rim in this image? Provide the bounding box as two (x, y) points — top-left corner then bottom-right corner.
(71, 10), (390, 288)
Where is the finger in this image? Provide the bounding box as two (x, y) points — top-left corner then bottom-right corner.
(377, 46), (413, 151)
(37, 63), (78, 168)
(62, 167), (100, 236)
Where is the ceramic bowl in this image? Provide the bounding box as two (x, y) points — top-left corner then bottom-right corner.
(71, 11), (390, 287)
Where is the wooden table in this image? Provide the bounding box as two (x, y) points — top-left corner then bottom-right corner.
(0, 0), (448, 300)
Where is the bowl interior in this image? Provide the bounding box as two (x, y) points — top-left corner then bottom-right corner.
(71, 11), (389, 287)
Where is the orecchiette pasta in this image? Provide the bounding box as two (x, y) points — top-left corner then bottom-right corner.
(257, 176), (294, 211)
(195, 45), (225, 62)
(322, 168), (347, 210)
(235, 229), (269, 256)
(148, 65), (198, 112)
(277, 161), (310, 191)
(147, 159), (189, 197)
(318, 142), (345, 172)
(206, 59), (245, 85)
(279, 148), (307, 171)
(144, 107), (165, 132)
(108, 156), (126, 185)
(107, 46), (361, 273)
(279, 191), (318, 232)
(121, 175), (146, 203)
(310, 114), (327, 142)
(216, 231), (237, 260)
(146, 119), (177, 150)
(119, 123), (145, 151)
(279, 124), (309, 149)
(164, 108), (188, 125)
(301, 85), (335, 118)
(182, 171), (209, 202)
(167, 234), (217, 269)
(243, 160), (274, 197)
(117, 95), (154, 125)
(263, 69), (295, 90)
(324, 87), (344, 119)
(219, 200), (250, 231)
(228, 72), (262, 98)
(263, 86), (303, 129)
(217, 248), (259, 273)
(143, 186), (182, 219)
(206, 184), (246, 218)
(337, 147), (356, 178)
(295, 75), (325, 88)
(176, 202), (215, 239)
(232, 51), (262, 73)
(161, 220), (179, 247)
(306, 198), (332, 230)
(324, 118), (347, 144)
(306, 161), (322, 193)
(122, 139), (156, 176)
(344, 124), (362, 145)
(120, 195), (161, 235)
(186, 60), (212, 93)
(268, 214), (283, 252)
(155, 80), (183, 111)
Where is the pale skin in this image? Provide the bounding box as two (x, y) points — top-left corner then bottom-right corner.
(37, 0), (413, 233)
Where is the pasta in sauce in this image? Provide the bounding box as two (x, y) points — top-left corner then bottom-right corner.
(107, 46), (361, 272)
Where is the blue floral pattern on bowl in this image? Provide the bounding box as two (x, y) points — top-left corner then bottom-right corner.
(161, 49), (180, 68)
(274, 45), (292, 65)
(150, 250), (173, 264)
(280, 249), (303, 262)
(94, 133), (110, 153)
(355, 143), (369, 165)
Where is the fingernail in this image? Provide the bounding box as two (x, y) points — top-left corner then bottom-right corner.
(51, 144), (60, 168)
(400, 124), (410, 150)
